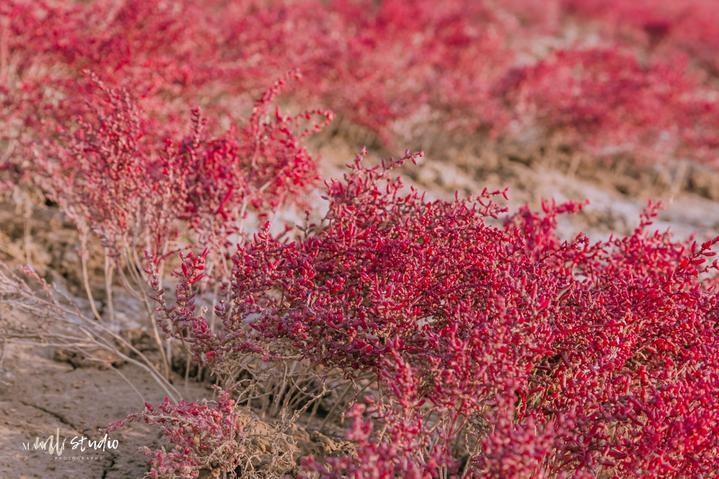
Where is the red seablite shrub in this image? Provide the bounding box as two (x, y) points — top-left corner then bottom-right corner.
(0, 0), (510, 150)
(166, 71), (333, 242)
(301, 402), (439, 479)
(32, 72), (330, 260)
(201, 0), (516, 149)
(562, 0), (719, 73)
(500, 48), (719, 163)
(110, 391), (271, 479)
(3, 1), (719, 167)
(162, 154), (719, 477)
(0, 0), (224, 96)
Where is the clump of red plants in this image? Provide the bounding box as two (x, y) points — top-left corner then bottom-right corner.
(22, 70), (330, 378)
(33, 70), (330, 258)
(144, 152), (719, 478)
(109, 389), (298, 479)
(3, 0), (719, 169)
(500, 48), (719, 163)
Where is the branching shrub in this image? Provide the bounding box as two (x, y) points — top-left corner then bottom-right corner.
(33, 71), (329, 256)
(110, 390), (297, 479)
(22, 70), (330, 318)
(163, 153), (718, 477)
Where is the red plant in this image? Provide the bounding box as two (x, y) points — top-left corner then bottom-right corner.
(563, 0), (719, 74)
(301, 403), (438, 479)
(499, 48), (719, 163)
(31, 72), (330, 261)
(0, 0), (226, 95)
(109, 390), (291, 479)
(3, 2), (719, 476)
(162, 154), (718, 477)
(221, 0), (513, 143)
(165, 71), (333, 244)
(3, 0), (719, 168)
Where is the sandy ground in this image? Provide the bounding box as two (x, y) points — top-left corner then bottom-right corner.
(0, 343), (209, 478)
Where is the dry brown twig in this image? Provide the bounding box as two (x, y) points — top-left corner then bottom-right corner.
(0, 262), (179, 403)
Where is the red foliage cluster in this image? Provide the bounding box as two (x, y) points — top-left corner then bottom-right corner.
(301, 403), (439, 479)
(30, 73), (329, 259)
(3, 0), (719, 168)
(214, 0), (514, 142)
(168, 71), (332, 242)
(165, 155), (719, 477)
(110, 391), (256, 479)
(563, 0), (719, 73)
(0, 0), (224, 96)
(500, 48), (719, 161)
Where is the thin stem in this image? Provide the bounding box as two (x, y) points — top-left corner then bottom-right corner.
(80, 233), (103, 322)
(124, 245), (171, 380)
(104, 253), (115, 323)
(319, 382), (354, 432)
(0, 19), (8, 85)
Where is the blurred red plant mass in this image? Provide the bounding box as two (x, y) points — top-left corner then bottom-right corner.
(3, 0), (719, 167)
